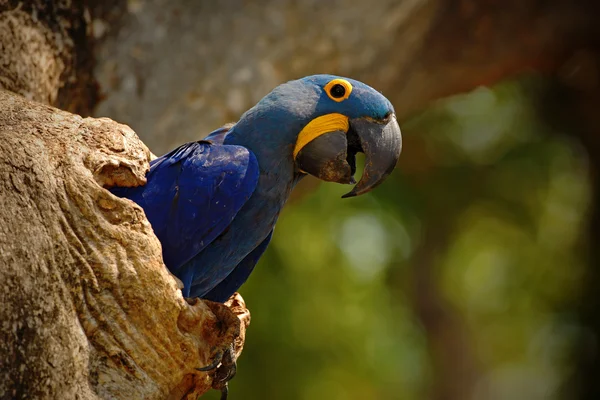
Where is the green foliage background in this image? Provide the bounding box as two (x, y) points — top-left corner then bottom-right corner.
(204, 78), (590, 400)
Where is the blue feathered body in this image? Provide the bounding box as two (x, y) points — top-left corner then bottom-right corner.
(111, 125), (297, 302)
(111, 75), (394, 302)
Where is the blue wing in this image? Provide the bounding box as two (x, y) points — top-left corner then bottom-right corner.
(201, 230), (273, 302)
(111, 140), (259, 272)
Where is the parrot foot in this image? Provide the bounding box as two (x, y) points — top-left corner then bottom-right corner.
(196, 350), (224, 372)
(196, 344), (237, 400)
(191, 294), (248, 400)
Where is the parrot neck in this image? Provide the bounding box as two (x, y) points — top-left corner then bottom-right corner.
(224, 121), (304, 207)
(224, 83), (317, 204)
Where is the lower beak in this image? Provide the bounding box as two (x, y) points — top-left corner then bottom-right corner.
(295, 114), (402, 197)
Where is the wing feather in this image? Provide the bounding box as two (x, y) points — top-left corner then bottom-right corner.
(111, 141), (259, 270)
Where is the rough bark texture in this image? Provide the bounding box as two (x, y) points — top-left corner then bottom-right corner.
(0, 90), (248, 400)
(0, 0), (98, 114)
(0, 2), (248, 399)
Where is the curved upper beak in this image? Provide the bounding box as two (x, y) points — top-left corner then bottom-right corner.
(295, 114), (402, 198)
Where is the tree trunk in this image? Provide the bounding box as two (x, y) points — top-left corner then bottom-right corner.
(0, 2), (248, 399)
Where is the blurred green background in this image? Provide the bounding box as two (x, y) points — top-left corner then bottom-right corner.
(197, 78), (590, 400)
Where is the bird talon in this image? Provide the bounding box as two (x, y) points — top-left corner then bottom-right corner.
(219, 383), (229, 400)
(196, 345), (237, 398)
(196, 350), (223, 372)
(210, 345), (237, 397)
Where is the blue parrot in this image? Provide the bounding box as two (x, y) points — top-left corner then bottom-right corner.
(111, 75), (402, 303)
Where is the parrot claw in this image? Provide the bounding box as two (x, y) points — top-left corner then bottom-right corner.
(196, 344), (237, 400)
(219, 385), (229, 400)
(212, 344), (237, 400)
(196, 350), (224, 371)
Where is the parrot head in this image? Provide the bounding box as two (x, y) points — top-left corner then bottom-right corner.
(226, 74), (402, 197)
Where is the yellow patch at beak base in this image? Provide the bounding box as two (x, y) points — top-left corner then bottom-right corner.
(293, 113), (349, 158)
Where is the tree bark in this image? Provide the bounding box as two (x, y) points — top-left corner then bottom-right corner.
(0, 0), (98, 114)
(0, 2), (248, 399)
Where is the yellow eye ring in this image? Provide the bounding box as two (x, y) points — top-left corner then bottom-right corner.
(324, 79), (352, 102)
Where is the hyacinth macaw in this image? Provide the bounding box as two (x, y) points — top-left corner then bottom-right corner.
(111, 75), (402, 303)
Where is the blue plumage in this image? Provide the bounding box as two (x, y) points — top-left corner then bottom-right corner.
(111, 139), (260, 298)
(111, 75), (401, 302)
(204, 230), (273, 302)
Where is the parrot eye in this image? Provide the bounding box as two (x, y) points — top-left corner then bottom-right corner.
(330, 84), (346, 98)
(324, 78), (353, 102)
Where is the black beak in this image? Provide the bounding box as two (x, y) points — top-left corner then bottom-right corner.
(295, 114), (402, 198)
